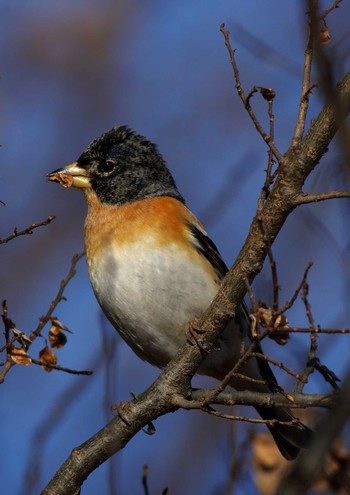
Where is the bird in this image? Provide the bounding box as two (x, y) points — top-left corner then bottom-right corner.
(48, 125), (311, 459)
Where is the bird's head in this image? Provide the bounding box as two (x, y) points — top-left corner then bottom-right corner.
(47, 126), (184, 206)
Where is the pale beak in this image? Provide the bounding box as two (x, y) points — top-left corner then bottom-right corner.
(47, 162), (91, 188)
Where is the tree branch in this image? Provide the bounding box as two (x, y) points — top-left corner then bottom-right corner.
(294, 190), (350, 204)
(0, 252), (85, 383)
(0, 215), (56, 244)
(290, 11), (314, 150)
(188, 389), (336, 410)
(219, 24), (286, 167)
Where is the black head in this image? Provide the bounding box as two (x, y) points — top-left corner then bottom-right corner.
(58, 126), (184, 206)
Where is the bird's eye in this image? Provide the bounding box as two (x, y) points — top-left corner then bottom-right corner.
(98, 160), (116, 175)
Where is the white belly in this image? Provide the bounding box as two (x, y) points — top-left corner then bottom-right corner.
(88, 242), (219, 367)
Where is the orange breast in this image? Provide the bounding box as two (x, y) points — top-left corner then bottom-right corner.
(83, 191), (203, 263)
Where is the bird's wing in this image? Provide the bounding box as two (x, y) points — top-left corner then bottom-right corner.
(188, 220), (279, 390)
(188, 222), (228, 280)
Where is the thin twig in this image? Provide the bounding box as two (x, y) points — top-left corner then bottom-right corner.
(266, 90), (276, 187)
(251, 352), (305, 383)
(219, 23), (285, 167)
(30, 358), (93, 376)
(243, 274), (258, 311)
(291, 10), (314, 149)
(294, 190), (350, 204)
(30, 252), (85, 341)
(296, 279), (318, 393)
(0, 333), (24, 353)
(203, 333), (270, 404)
(320, 0), (343, 21)
(255, 86), (278, 207)
(278, 262), (313, 314)
(200, 407), (304, 427)
(268, 326), (350, 335)
(261, 219), (280, 311)
(0, 252), (85, 383)
(142, 465), (150, 495)
(0, 215), (56, 244)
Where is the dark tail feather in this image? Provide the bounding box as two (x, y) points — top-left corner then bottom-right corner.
(256, 406), (313, 460)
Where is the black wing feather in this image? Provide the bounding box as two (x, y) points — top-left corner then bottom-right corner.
(189, 223), (228, 280)
(189, 222), (279, 390)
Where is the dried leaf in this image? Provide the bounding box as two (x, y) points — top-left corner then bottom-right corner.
(258, 305), (290, 345)
(48, 173), (74, 188)
(143, 422), (156, 435)
(50, 318), (72, 332)
(9, 346), (32, 366)
(259, 87), (276, 102)
(51, 318), (66, 330)
(49, 325), (67, 349)
(320, 25), (331, 44)
(258, 306), (273, 327)
(11, 327), (32, 344)
(39, 345), (57, 372)
(250, 314), (259, 338)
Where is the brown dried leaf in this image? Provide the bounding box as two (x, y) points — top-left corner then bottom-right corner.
(258, 306), (290, 345)
(50, 318), (73, 333)
(39, 345), (57, 372)
(48, 173), (74, 188)
(9, 346), (32, 366)
(258, 306), (273, 327)
(49, 325), (67, 349)
(320, 25), (331, 44)
(250, 314), (259, 338)
(51, 318), (67, 330)
(11, 327), (32, 344)
(259, 86), (276, 102)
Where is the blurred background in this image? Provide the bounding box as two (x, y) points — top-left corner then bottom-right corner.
(1, 1), (350, 493)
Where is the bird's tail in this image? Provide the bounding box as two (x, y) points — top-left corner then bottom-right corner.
(255, 405), (313, 460)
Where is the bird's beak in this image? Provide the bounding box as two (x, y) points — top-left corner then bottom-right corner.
(47, 162), (91, 188)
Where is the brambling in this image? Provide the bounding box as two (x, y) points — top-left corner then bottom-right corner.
(48, 126), (311, 459)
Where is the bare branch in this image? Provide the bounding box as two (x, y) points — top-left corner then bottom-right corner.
(177, 388), (336, 410)
(250, 352), (305, 383)
(320, 0), (343, 21)
(278, 262), (313, 315)
(30, 252), (85, 341)
(0, 252), (84, 383)
(30, 358), (93, 376)
(0, 215), (56, 244)
(219, 24), (285, 167)
(291, 12), (314, 150)
(198, 407), (302, 427)
(269, 326), (350, 335)
(294, 190), (350, 204)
